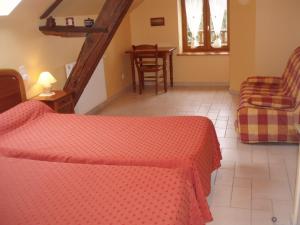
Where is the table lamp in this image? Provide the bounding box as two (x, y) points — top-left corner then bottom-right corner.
(37, 72), (57, 96)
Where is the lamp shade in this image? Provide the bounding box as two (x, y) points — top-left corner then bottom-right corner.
(37, 72), (57, 87)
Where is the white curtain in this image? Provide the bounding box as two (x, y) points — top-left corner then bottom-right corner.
(209, 0), (227, 48)
(185, 0), (203, 48)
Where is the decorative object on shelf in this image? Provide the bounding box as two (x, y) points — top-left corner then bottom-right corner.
(46, 16), (56, 27)
(150, 17), (165, 26)
(84, 18), (95, 28)
(66, 17), (75, 27)
(37, 71), (57, 97)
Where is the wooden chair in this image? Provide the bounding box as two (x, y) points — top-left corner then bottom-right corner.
(132, 45), (167, 94)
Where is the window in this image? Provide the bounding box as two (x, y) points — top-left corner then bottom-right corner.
(181, 0), (229, 53)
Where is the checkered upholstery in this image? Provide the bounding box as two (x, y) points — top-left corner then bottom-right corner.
(247, 95), (295, 109)
(246, 76), (282, 86)
(237, 47), (300, 143)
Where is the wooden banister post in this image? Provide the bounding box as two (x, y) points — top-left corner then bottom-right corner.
(64, 0), (133, 104)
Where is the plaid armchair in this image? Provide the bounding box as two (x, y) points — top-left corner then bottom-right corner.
(236, 47), (300, 143)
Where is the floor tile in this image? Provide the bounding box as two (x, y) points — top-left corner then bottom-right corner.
(226, 123), (235, 129)
(217, 115), (229, 121)
(231, 186), (251, 209)
(235, 163), (269, 179)
(211, 185), (232, 207)
(210, 207), (251, 225)
(272, 200), (292, 225)
(252, 198), (273, 212)
(222, 149), (252, 164)
(233, 178), (251, 189)
(253, 149), (269, 164)
(252, 179), (291, 201)
(215, 120), (228, 129)
(219, 137), (238, 149)
(216, 128), (226, 138)
(225, 128), (237, 138)
(220, 160), (235, 170)
(208, 112), (219, 120)
(215, 168), (234, 186)
(269, 163), (289, 181)
(236, 142), (253, 151)
(252, 210), (274, 225)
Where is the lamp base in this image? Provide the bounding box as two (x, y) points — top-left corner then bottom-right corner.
(39, 92), (56, 97)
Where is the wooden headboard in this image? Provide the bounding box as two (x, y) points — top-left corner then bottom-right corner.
(0, 69), (26, 113)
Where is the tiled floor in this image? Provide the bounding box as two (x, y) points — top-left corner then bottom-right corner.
(98, 87), (298, 225)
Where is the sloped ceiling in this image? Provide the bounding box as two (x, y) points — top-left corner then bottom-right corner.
(52, 0), (105, 17)
(52, 0), (144, 16)
(3, 0), (144, 21)
(131, 0), (144, 11)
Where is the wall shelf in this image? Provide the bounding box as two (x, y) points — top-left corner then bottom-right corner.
(39, 26), (108, 37)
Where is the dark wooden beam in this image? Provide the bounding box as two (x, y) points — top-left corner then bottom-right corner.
(64, 0), (133, 104)
(39, 26), (108, 37)
(40, 0), (63, 19)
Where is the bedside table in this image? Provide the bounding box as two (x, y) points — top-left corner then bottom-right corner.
(32, 90), (74, 114)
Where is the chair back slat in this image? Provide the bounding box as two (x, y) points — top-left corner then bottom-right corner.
(132, 44), (167, 94)
(132, 45), (159, 70)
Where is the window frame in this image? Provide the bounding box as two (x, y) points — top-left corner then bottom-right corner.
(181, 0), (230, 53)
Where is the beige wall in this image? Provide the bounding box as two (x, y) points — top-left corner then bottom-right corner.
(0, 0), (133, 101)
(229, 0), (256, 92)
(0, 0), (85, 98)
(255, 0), (300, 76)
(3, 0), (299, 101)
(103, 15), (132, 98)
(130, 0), (230, 85)
(229, 0), (300, 92)
(130, 0), (300, 92)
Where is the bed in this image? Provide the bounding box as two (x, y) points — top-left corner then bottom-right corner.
(0, 100), (221, 222)
(0, 156), (205, 225)
(0, 69), (26, 113)
(0, 69), (222, 224)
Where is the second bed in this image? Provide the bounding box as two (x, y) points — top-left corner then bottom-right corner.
(0, 100), (222, 224)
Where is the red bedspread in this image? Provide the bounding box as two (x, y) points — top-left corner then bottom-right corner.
(0, 101), (222, 223)
(0, 157), (204, 225)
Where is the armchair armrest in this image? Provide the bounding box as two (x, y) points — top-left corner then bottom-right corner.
(246, 76), (282, 86)
(248, 95), (295, 109)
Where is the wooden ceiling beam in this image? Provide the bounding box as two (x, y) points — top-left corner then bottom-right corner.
(40, 0), (63, 19)
(64, 0), (133, 104)
(39, 26), (108, 37)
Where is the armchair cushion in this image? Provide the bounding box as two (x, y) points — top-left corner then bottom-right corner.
(247, 95), (295, 109)
(246, 76), (282, 86)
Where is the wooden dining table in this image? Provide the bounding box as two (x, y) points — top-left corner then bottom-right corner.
(125, 47), (176, 92)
